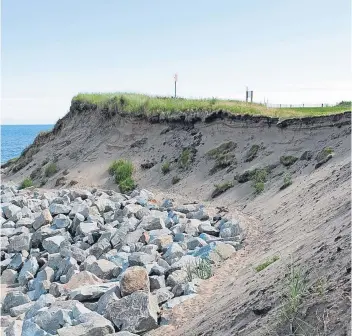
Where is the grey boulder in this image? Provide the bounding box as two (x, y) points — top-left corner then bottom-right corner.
(49, 203), (71, 215)
(42, 236), (66, 254)
(3, 291), (30, 313)
(57, 312), (114, 336)
(18, 257), (39, 286)
(106, 291), (159, 334)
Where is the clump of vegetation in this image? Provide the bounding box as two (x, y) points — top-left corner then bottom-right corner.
(44, 163), (58, 177)
(108, 160), (121, 175)
(206, 141), (237, 158)
(315, 147), (334, 169)
(251, 168), (268, 194)
(19, 178), (33, 190)
(315, 147), (334, 162)
(206, 141), (237, 175)
(280, 265), (308, 328)
(235, 167), (270, 190)
(255, 255), (279, 272)
(179, 149), (191, 169)
(1, 157), (18, 169)
(211, 181), (234, 198)
(280, 173), (292, 190)
(336, 100), (351, 107)
(244, 144), (260, 162)
(161, 161), (170, 174)
(253, 182), (265, 194)
(172, 176), (181, 184)
(186, 258), (213, 281)
(108, 159), (135, 193)
(118, 177), (136, 194)
(280, 155), (298, 167)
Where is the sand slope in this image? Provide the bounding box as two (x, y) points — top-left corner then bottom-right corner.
(2, 108), (351, 335)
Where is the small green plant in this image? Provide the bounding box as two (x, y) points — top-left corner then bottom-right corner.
(19, 178), (33, 189)
(186, 258), (213, 280)
(108, 160), (121, 175)
(179, 149), (191, 169)
(118, 176), (136, 193)
(280, 173), (292, 190)
(172, 176), (181, 184)
(115, 160), (133, 183)
(316, 147), (334, 162)
(254, 182), (265, 194)
(280, 265), (308, 326)
(252, 168), (267, 194)
(280, 155), (298, 167)
(45, 163), (57, 177)
(108, 159), (135, 193)
(161, 161), (170, 174)
(206, 142), (236, 175)
(211, 181), (234, 198)
(185, 261), (195, 282)
(206, 142), (236, 158)
(255, 255), (279, 272)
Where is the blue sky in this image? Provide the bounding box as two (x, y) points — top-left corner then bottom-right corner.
(1, 0), (351, 124)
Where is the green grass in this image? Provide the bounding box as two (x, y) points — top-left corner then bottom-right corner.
(161, 161), (170, 174)
(211, 181), (234, 198)
(179, 149), (191, 169)
(108, 159), (135, 193)
(316, 147), (334, 162)
(186, 258), (213, 281)
(280, 173), (293, 190)
(251, 168), (268, 194)
(118, 176), (136, 194)
(280, 155), (298, 167)
(206, 141), (237, 175)
(254, 182), (265, 194)
(280, 265), (308, 327)
(71, 93), (349, 118)
(45, 163), (58, 177)
(255, 255), (279, 272)
(19, 178), (33, 189)
(206, 141), (237, 158)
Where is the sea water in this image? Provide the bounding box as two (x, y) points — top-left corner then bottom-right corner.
(1, 125), (53, 164)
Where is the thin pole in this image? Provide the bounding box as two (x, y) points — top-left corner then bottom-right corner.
(175, 80), (177, 98)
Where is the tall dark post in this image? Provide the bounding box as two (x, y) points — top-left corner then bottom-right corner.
(174, 73), (178, 98)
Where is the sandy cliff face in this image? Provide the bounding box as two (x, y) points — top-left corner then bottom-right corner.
(2, 106), (351, 335)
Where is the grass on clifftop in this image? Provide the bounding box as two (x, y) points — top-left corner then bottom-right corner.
(72, 93), (349, 118)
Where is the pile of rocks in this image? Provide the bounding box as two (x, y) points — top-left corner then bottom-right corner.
(0, 184), (244, 335)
